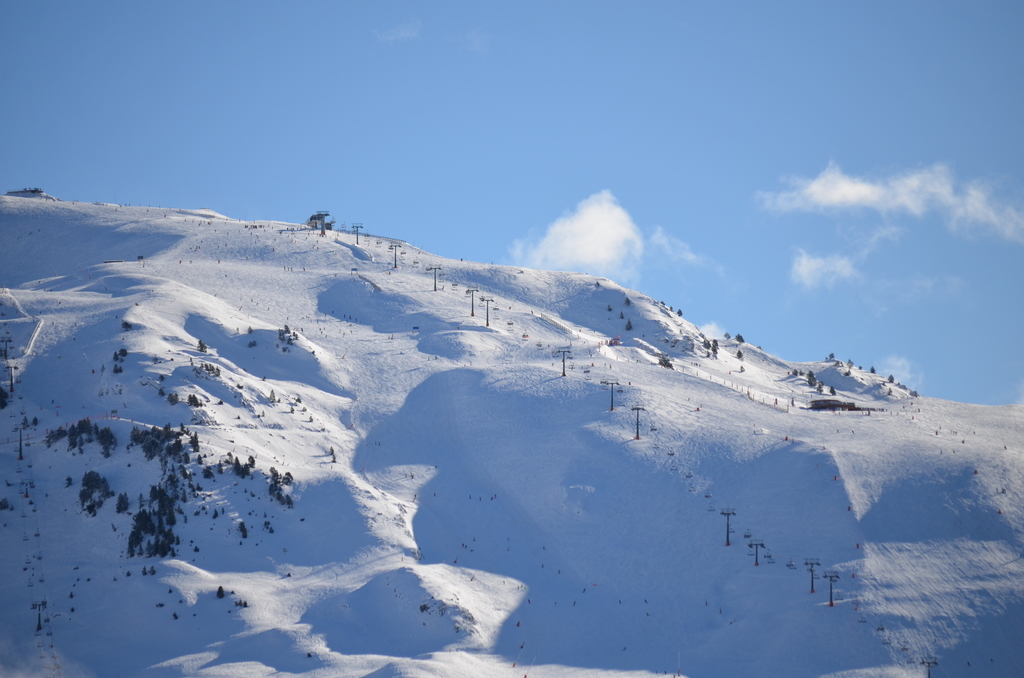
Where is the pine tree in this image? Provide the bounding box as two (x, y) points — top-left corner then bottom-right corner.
(806, 371), (817, 388)
(197, 339), (208, 353)
(829, 386), (837, 396)
(735, 334), (744, 344)
(625, 319), (633, 331)
(736, 349), (744, 361)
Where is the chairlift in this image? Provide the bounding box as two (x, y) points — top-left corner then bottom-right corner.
(704, 493), (712, 499)
(667, 451), (674, 456)
(764, 553), (775, 564)
(707, 504), (716, 512)
(743, 530), (752, 539)
(858, 615), (867, 623)
(786, 559), (797, 569)
(685, 471), (693, 478)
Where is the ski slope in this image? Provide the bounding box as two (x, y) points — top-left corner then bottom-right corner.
(1, 194), (1022, 678)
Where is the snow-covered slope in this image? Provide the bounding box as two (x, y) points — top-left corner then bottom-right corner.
(1, 195), (1022, 678)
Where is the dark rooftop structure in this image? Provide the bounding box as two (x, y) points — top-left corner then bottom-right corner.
(808, 399), (884, 412)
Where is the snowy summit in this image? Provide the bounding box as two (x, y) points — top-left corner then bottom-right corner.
(1, 195), (1022, 678)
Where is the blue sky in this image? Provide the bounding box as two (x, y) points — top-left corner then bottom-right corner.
(3, 1), (1022, 405)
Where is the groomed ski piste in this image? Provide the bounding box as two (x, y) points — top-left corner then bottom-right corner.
(1, 193), (1022, 678)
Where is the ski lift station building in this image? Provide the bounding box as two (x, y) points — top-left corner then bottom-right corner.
(305, 211), (335, 230)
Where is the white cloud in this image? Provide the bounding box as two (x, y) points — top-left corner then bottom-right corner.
(698, 322), (724, 339)
(759, 162), (1024, 243)
(790, 249), (858, 290)
(374, 20), (422, 44)
(878, 355), (921, 390)
(511, 190), (644, 281)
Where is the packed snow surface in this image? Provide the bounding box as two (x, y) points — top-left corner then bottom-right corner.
(1, 196), (1022, 678)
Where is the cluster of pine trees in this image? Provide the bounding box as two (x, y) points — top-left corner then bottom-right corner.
(123, 423), (205, 558)
(45, 418), (117, 457)
(267, 466), (294, 507)
(126, 484), (180, 558)
(79, 470), (114, 515)
(128, 423), (198, 462)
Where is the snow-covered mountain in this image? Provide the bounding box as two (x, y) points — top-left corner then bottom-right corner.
(1, 194), (1021, 678)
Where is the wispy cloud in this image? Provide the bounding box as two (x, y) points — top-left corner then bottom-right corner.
(878, 355), (921, 390)
(649, 226), (722, 274)
(758, 162), (1024, 243)
(374, 20), (422, 44)
(510, 190), (644, 281)
(863, 225), (903, 252)
(790, 249), (858, 290)
(463, 29), (491, 54)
